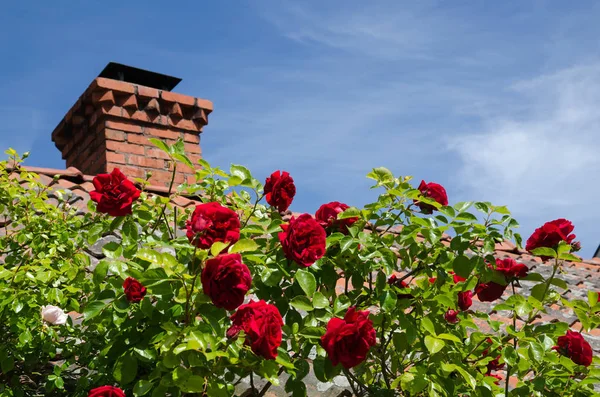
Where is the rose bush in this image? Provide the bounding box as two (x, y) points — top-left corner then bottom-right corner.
(0, 144), (598, 397)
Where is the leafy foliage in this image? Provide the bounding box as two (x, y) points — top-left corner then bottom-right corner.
(0, 149), (598, 397)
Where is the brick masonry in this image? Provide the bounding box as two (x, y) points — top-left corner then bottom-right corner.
(51, 77), (212, 187)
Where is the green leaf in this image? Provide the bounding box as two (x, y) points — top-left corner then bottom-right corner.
(133, 380), (153, 396)
(178, 375), (206, 392)
(210, 241), (229, 257)
(313, 357), (340, 382)
(230, 164), (252, 182)
(522, 273), (545, 282)
(588, 291), (599, 307)
(173, 153), (194, 170)
(421, 317), (436, 335)
(290, 296), (313, 312)
(455, 366), (476, 390)
(229, 239), (258, 253)
(381, 290), (397, 312)
(333, 295), (351, 314)
(149, 138), (171, 156)
(453, 255), (474, 279)
(122, 218), (139, 244)
(171, 139), (185, 156)
(102, 241), (123, 259)
(530, 283), (547, 303)
(456, 212), (478, 222)
(437, 333), (462, 343)
(503, 345), (518, 366)
(453, 201), (473, 212)
(424, 336), (445, 354)
(367, 167), (394, 183)
(113, 355), (137, 385)
(530, 247), (556, 258)
(338, 206), (361, 220)
(93, 260), (109, 284)
(312, 292), (329, 309)
(136, 248), (162, 264)
(295, 269), (316, 297)
(558, 252), (580, 262)
(550, 278), (568, 290)
(84, 300), (108, 320)
(528, 342), (544, 363)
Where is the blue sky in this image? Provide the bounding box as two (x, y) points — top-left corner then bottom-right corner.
(2, 1), (600, 257)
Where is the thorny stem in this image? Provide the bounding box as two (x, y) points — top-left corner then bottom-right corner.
(505, 281), (518, 397)
(185, 244), (200, 325)
(380, 317), (391, 389)
(149, 162), (177, 236)
(257, 367), (284, 397)
(526, 257), (560, 324)
(343, 368), (367, 396)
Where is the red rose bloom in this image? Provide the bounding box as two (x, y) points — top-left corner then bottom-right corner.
(444, 309), (459, 324)
(525, 219), (576, 257)
(553, 330), (593, 367)
(278, 214), (326, 267)
(201, 253), (252, 311)
(475, 281), (507, 302)
(415, 180), (448, 214)
(388, 275), (413, 300)
(494, 258), (528, 280)
(90, 168), (140, 217)
(88, 385), (125, 397)
(123, 277), (146, 303)
(264, 170), (296, 212)
(321, 307), (377, 369)
(450, 271), (466, 283)
(315, 201), (358, 234)
(457, 291), (473, 311)
(429, 277), (437, 284)
(486, 355), (504, 373)
(186, 202), (240, 249)
(226, 300), (283, 360)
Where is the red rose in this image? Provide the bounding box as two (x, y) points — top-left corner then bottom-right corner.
(525, 219), (576, 257)
(123, 277), (146, 303)
(494, 258), (528, 280)
(88, 386), (125, 397)
(201, 253), (252, 311)
(553, 330), (593, 366)
(264, 170), (296, 212)
(429, 277), (437, 284)
(457, 291), (473, 311)
(444, 309), (459, 324)
(278, 214), (326, 267)
(415, 180), (448, 214)
(475, 281), (507, 302)
(486, 373), (502, 385)
(486, 355), (504, 373)
(450, 271), (466, 284)
(315, 201), (358, 234)
(321, 307), (377, 369)
(226, 300), (283, 360)
(388, 275), (413, 300)
(90, 168), (140, 217)
(186, 202), (240, 249)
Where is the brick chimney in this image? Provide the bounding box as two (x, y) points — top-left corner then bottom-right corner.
(51, 63), (213, 187)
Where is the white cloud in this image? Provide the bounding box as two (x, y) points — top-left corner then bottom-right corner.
(448, 63), (600, 250)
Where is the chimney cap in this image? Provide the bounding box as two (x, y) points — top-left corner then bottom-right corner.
(98, 62), (182, 91)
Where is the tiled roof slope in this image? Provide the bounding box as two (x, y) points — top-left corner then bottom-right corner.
(5, 165), (600, 395)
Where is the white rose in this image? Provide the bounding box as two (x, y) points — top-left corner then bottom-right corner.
(41, 305), (69, 325)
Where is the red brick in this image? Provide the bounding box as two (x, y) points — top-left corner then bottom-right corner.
(137, 85), (159, 98)
(106, 152), (126, 164)
(148, 170), (174, 186)
(105, 128), (125, 141)
(146, 147), (171, 160)
(127, 134), (151, 145)
(95, 77), (136, 94)
(171, 118), (198, 131)
(105, 120), (143, 133)
(161, 90), (196, 106)
(127, 155), (165, 170)
(188, 154), (202, 165)
(131, 111), (151, 123)
(184, 143), (201, 154)
(145, 127), (181, 140)
(196, 98), (214, 111)
(108, 164), (145, 178)
(183, 133), (200, 144)
(106, 140), (146, 155)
